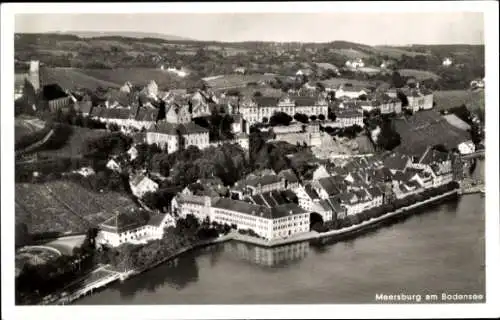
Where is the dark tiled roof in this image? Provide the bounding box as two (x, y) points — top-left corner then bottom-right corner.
(147, 214), (166, 227)
(253, 96), (280, 107)
(100, 209), (149, 233)
(278, 169), (299, 183)
(292, 96), (316, 107)
(151, 122), (209, 135)
(136, 108), (159, 122)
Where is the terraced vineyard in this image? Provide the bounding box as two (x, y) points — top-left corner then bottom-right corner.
(15, 181), (138, 235)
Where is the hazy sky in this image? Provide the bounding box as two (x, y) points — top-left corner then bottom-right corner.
(15, 12), (484, 45)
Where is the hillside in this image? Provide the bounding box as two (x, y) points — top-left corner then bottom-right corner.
(56, 31), (195, 41)
(40, 67), (120, 90)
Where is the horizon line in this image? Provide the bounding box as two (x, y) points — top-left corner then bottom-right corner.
(14, 31), (485, 47)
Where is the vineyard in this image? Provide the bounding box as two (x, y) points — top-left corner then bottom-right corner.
(15, 180), (138, 235)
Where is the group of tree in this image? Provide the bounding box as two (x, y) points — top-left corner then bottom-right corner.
(321, 124), (363, 139)
(148, 143), (248, 188)
(96, 214), (233, 273)
(193, 112), (235, 141)
(269, 111), (293, 126)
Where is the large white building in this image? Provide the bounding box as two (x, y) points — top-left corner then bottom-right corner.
(97, 210), (176, 247)
(211, 198), (310, 240)
(240, 95), (329, 129)
(146, 122), (210, 154)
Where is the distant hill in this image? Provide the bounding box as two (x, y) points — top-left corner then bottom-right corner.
(55, 31), (195, 42)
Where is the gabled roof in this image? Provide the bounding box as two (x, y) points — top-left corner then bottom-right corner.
(278, 169), (299, 183)
(253, 96), (280, 107)
(151, 122), (209, 135)
(147, 213), (166, 227)
(100, 209), (149, 233)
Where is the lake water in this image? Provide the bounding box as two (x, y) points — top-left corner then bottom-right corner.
(76, 161), (485, 305)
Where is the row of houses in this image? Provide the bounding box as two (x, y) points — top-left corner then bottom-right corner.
(168, 147), (460, 241)
(98, 144), (461, 247)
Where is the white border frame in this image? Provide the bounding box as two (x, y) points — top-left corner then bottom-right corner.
(2, 2), (499, 319)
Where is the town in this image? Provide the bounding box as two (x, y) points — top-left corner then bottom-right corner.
(14, 35), (485, 306)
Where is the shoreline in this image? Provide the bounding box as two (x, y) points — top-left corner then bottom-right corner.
(56, 189), (460, 305)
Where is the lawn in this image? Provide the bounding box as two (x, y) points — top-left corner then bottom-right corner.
(398, 69), (440, 81)
(433, 89), (485, 113)
(15, 180), (139, 235)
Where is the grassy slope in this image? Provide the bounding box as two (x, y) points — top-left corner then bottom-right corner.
(79, 68), (188, 88)
(35, 126), (109, 158)
(398, 69), (440, 81)
(42, 67), (120, 90)
(433, 89), (485, 112)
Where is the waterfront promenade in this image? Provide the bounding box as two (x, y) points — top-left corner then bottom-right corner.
(50, 189), (460, 305)
(231, 189), (460, 247)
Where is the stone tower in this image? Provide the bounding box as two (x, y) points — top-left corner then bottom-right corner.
(29, 60), (40, 92)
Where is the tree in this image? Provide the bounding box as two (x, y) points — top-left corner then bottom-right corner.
(294, 113), (309, 123)
(392, 71), (405, 88)
(253, 91), (263, 97)
(318, 114), (325, 121)
(262, 117), (269, 124)
(309, 115), (317, 121)
(269, 111), (293, 126)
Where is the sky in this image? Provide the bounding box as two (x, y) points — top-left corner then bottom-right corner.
(14, 12), (484, 45)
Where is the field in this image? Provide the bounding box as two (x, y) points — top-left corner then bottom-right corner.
(397, 69), (440, 81)
(234, 86), (283, 97)
(203, 74), (276, 89)
(332, 48), (370, 59)
(374, 46), (430, 59)
(35, 126), (109, 159)
(15, 180), (138, 235)
(320, 78), (385, 89)
(41, 67), (120, 90)
(393, 110), (471, 157)
(79, 68), (189, 88)
(433, 89), (485, 113)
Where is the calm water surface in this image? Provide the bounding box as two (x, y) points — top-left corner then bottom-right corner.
(76, 161), (485, 304)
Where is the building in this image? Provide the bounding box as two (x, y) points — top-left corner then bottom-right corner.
(106, 159), (122, 172)
(234, 67), (246, 74)
(129, 174), (159, 198)
(442, 58), (453, 67)
(277, 169), (300, 190)
(211, 198), (310, 240)
(335, 108), (364, 127)
(172, 193), (213, 221)
(240, 95), (328, 129)
(345, 59), (365, 69)
(146, 122), (210, 154)
(97, 209), (175, 247)
(335, 84), (369, 99)
(404, 88), (434, 112)
(231, 174), (286, 199)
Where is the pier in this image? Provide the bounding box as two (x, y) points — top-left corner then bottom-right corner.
(47, 265), (123, 305)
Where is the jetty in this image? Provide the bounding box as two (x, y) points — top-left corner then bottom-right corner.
(46, 265), (123, 305)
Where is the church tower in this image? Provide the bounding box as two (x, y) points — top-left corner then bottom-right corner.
(28, 60), (40, 92)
